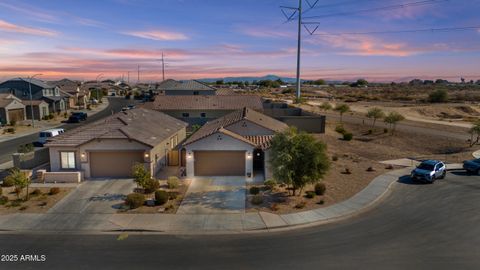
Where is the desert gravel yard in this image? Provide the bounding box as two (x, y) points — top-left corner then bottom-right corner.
(0, 186), (73, 214)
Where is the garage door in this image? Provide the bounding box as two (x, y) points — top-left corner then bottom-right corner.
(194, 151), (245, 176)
(90, 151), (144, 178)
(8, 109), (24, 122)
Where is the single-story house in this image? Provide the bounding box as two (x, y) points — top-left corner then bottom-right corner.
(46, 108), (188, 179)
(154, 79), (217, 96)
(0, 93), (26, 125)
(183, 107), (288, 179)
(145, 95), (264, 125)
(22, 100), (50, 120)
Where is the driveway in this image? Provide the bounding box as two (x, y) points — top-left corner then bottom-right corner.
(177, 177), (246, 214)
(48, 179), (135, 214)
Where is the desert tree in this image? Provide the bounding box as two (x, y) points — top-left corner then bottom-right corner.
(366, 107), (385, 129)
(269, 128), (330, 196)
(334, 104), (350, 123)
(132, 163), (151, 189)
(469, 120), (480, 147)
(384, 112), (405, 135)
(5, 168), (31, 200)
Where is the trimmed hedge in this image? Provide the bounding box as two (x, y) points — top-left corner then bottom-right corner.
(249, 186), (260, 195)
(155, 190), (169, 205)
(125, 193), (145, 209)
(314, 183), (326, 196)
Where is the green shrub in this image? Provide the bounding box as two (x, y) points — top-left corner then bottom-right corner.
(0, 187), (2, 196)
(154, 190), (169, 205)
(125, 193), (145, 209)
(49, 187), (60, 195)
(367, 129), (373, 135)
(335, 124), (346, 135)
(17, 143), (34, 153)
(2, 178), (15, 187)
(168, 192), (178, 200)
(305, 191), (316, 199)
(251, 194), (263, 205)
(144, 179), (159, 194)
(384, 128), (389, 133)
(264, 179), (276, 189)
(318, 200), (325, 205)
(9, 200), (22, 207)
(9, 120), (16, 126)
(167, 176), (179, 189)
(343, 133), (353, 141)
(314, 183), (326, 196)
(332, 155), (339, 161)
(249, 186), (260, 195)
(19, 206), (28, 211)
(429, 89), (448, 103)
(295, 201), (307, 209)
(0, 196), (8, 205)
(31, 189), (42, 196)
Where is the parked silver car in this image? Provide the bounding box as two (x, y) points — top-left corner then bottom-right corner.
(463, 158), (480, 175)
(411, 160), (446, 183)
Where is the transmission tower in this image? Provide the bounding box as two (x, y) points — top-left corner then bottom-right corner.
(281, 0), (320, 100)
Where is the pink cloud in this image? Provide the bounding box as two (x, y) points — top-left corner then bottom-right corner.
(123, 30), (188, 41)
(0, 19), (57, 36)
(241, 27), (295, 39)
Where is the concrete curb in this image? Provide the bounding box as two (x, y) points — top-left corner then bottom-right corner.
(0, 167), (412, 235)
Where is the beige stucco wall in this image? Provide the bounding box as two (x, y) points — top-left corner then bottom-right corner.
(49, 127), (186, 178)
(226, 120), (275, 136)
(185, 132), (254, 178)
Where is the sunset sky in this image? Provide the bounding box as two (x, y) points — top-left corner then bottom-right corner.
(0, 0), (479, 82)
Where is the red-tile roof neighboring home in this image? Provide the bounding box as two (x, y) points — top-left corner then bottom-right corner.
(46, 108), (188, 148)
(147, 95), (264, 111)
(49, 79), (81, 94)
(184, 107), (288, 149)
(157, 79), (216, 92)
(0, 93), (22, 107)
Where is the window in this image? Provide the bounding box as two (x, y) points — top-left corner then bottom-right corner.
(60, 152), (76, 169)
(200, 113), (206, 118)
(193, 91), (199, 95)
(42, 107), (47, 117)
(182, 113), (189, 118)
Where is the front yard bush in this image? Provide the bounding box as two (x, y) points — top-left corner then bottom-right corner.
(251, 194), (263, 205)
(305, 191), (316, 199)
(31, 189), (42, 196)
(0, 196), (8, 205)
(144, 179), (160, 194)
(2, 177), (14, 187)
(343, 132), (353, 141)
(167, 176), (179, 189)
(49, 187), (60, 195)
(249, 186), (260, 195)
(264, 179), (277, 190)
(125, 193), (145, 209)
(0, 187), (2, 195)
(314, 183), (326, 196)
(154, 190), (169, 205)
(335, 124), (346, 135)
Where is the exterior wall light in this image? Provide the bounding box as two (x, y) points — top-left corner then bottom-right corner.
(81, 153), (86, 158)
(246, 152), (252, 159)
(187, 152), (192, 158)
(144, 153), (150, 158)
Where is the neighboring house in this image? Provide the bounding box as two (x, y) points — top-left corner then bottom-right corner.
(22, 100), (49, 120)
(155, 79), (217, 96)
(60, 90), (75, 110)
(46, 108), (188, 179)
(183, 107), (288, 179)
(0, 93), (26, 125)
(50, 79), (89, 109)
(0, 78), (66, 113)
(145, 95), (264, 125)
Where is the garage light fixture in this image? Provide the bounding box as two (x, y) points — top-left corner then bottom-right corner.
(144, 153), (150, 158)
(187, 152), (192, 158)
(247, 152), (252, 159)
(81, 153), (86, 158)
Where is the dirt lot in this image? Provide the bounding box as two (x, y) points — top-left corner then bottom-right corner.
(0, 186), (72, 214)
(246, 117), (475, 214)
(120, 179), (191, 214)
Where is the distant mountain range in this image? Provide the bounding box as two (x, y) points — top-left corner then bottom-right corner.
(198, 75), (301, 84)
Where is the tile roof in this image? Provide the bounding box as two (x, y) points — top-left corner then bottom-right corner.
(184, 107), (288, 149)
(46, 108), (188, 148)
(49, 79), (80, 93)
(0, 94), (18, 107)
(5, 78), (54, 89)
(21, 99), (48, 106)
(157, 79), (216, 92)
(147, 95), (264, 111)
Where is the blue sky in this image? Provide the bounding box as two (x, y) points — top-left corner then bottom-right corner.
(0, 0), (479, 82)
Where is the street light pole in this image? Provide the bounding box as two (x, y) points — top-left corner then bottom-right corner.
(95, 73), (104, 104)
(295, 0), (302, 101)
(28, 74), (42, 128)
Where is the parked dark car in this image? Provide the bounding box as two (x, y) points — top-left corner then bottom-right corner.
(463, 158), (480, 175)
(411, 160), (446, 183)
(68, 115), (82, 123)
(71, 112), (87, 121)
(127, 104), (136, 110)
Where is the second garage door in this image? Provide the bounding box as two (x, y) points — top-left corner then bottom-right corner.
(194, 151), (245, 176)
(8, 109), (25, 122)
(90, 151), (144, 178)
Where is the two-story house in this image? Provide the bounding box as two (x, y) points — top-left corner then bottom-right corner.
(0, 78), (67, 114)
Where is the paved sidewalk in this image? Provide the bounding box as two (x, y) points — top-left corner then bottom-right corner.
(0, 167), (416, 234)
(0, 98), (109, 144)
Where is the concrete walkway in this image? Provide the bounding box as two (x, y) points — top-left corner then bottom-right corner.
(0, 167), (418, 234)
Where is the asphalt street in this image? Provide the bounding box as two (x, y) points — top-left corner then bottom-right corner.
(0, 98), (133, 164)
(0, 172), (478, 270)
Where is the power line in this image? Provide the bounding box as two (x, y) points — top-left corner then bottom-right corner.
(303, 0), (449, 20)
(312, 26), (480, 36)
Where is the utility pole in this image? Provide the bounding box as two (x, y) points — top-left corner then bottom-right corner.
(295, 0), (302, 100)
(127, 71), (130, 84)
(27, 74), (42, 128)
(280, 0), (320, 102)
(162, 52), (165, 82)
(137, 65), (140, 83)
(96, 73), (103, 103)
